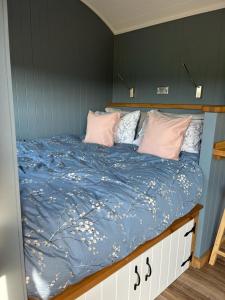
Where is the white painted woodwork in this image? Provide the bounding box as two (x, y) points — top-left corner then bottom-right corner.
(85, 283), (102, 300)
(139, 247), (153, 300)
(0, 0), (27, 299)
(148, 242), (162, 300)
(81, 0), (225, 34)
(76, 295), (85, 300)
(167, 229), (180, 286)
(181, 220), (194, 273)
(129, 255), (142, 300)
(158, 235), (171, 293)
(116, 263), (130, 300)
(79, 219), (195, 300)
(102, 274), (116, 300)
(176, 220), (194, 278)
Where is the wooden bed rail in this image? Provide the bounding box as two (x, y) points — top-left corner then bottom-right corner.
(107, 102), (225, 113)
(27, 204), (202, 300)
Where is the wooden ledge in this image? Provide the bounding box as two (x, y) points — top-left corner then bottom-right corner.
(107, 102), (225, 113)
(213, 141), (225, 159)
(45, 204), (202, 300)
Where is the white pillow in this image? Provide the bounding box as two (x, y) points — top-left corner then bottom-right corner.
(134, 111), (204, 154)
(115, 110), (140, 143)
(96, 110), (140, 144)
(133, 117), (148, 146)
(105, 107), (147, 134)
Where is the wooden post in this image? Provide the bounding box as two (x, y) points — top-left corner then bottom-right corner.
(209, 209), (225, 265)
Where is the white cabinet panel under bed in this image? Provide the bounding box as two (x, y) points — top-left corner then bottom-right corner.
(77, 219), (195, 300)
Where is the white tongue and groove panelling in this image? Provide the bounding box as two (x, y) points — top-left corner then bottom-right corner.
(81, 0), (225, 34)
(76, 219), (194, 300)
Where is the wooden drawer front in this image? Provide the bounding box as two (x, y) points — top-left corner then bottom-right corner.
(76, 219), (194, 300)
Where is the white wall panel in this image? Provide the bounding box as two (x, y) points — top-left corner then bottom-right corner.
(0, 0), (26, 299)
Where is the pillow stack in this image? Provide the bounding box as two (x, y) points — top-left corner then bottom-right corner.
(137, 111), (191, 160)
(83, 108), (204, 160)
(135, 111), (204, 155)
(105, 107), (140, 144)
(84, 109), (140, 147)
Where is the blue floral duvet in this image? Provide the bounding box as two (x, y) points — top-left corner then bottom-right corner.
(17, 135), (203, 299)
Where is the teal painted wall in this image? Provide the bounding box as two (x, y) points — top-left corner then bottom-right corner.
(8, 0), (113, 139)
(113, 9), (225, 104)
(197, 113), (225, 257)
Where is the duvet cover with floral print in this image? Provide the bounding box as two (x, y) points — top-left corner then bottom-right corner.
(17, 135), (203, 299)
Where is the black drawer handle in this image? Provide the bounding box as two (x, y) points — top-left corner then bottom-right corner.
(145, 257), (152, 281)
(181, 252), (193, 267)
(184, 224), (196, 237)
(134, 265), (141, 290)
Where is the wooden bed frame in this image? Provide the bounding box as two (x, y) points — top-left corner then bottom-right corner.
(52, 205), (202, 300)
(29, 103), (225, 300)
(29, 205), (202, 300)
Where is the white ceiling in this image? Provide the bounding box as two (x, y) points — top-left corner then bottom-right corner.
(81, 0), (225, 34)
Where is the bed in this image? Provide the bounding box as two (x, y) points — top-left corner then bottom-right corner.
(17, 133), (203, 300)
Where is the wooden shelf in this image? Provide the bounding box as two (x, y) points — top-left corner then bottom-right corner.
(108, 102), (225, 113)
(213, 141), (225, 159)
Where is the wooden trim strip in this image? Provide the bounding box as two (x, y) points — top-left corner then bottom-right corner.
(213, 140), (225, 159)
(192, 248), (212, 269)
(107, 102), (225, 113)
(43, 204), (203, 300)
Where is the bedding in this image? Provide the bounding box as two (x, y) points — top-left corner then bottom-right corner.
(105, 107), (146, 136)
(161, 112), (204, 154)
(98, 109), (141, 144)
(114, 110), (140, 143)
(138, 111), (192, 160)
(17, 135), (203, 300)
(84, 111), (120, 147)
(134, 111), (204, 154)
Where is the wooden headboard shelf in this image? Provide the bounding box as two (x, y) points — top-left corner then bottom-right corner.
(108, 102), (225, 113)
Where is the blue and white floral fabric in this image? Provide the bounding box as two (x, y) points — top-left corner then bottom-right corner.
(17, 135), (203, 300)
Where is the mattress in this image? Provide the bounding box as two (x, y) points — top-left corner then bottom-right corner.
(17, 135), (203, 299)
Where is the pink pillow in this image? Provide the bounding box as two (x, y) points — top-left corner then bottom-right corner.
(138, 111), (191, 160)
(84, 111), (120, 147)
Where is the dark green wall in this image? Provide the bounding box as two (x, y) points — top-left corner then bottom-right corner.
(8, 0), (113, 139)
(113, 9), (225, 104)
